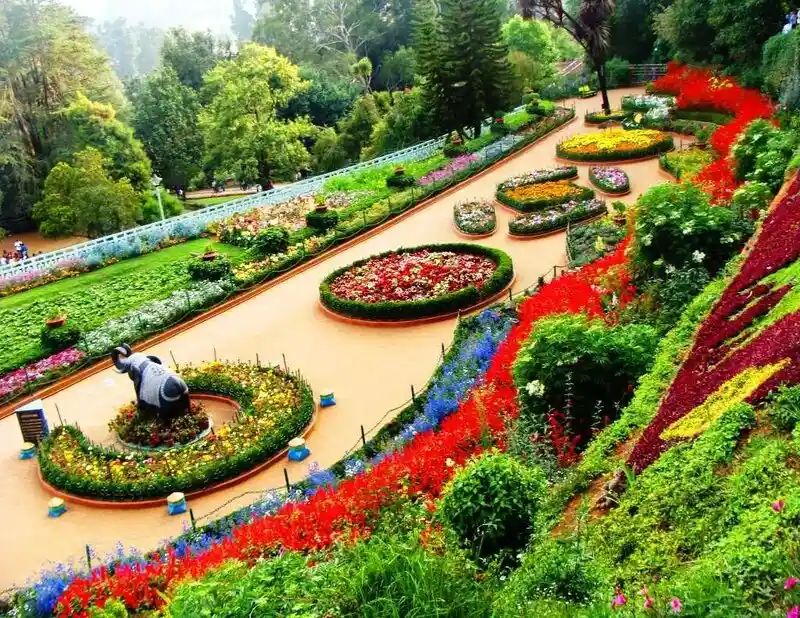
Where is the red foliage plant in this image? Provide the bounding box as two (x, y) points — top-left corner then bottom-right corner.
(628, 173), (800, 472)
(54, 243), (632, 618)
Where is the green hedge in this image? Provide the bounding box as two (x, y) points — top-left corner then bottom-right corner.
(585, 110), (630, 124)
(674, 109), (733, 125)
(496, 182), (595, 213)
(557, 134), (674, 162)
(509, 199), (608, 236)
(319, 243), (514, 321)
(38, 369), (314, 501)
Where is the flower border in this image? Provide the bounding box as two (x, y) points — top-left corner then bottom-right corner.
(496, 181), (595, 213)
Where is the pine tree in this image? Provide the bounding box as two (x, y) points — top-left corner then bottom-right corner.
(415, 0), (514, 136)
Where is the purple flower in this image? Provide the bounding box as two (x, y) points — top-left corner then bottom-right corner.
(670, 598), (682, 614)
(612, 592), (627, 608)
(786, 577), (799, 590)
(788, 607), (799, 618)
(419, 155), (479, 185)
(773, 499), (786, 512)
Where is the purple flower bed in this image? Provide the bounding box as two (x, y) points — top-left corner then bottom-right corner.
(0, 348), (86, 400)
(589, 166), (630, 194)
(419, 154), (479, 186)
(509, 198), (607, 236)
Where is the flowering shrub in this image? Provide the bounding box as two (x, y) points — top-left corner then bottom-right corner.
(319, 244), (513, 321)
(628, 173), (800, 471)
(213, 195), (318, 246)
(557, 129), (673, 162)
(418, 154), (478, 186)
(621, 94), (676, 112)
(508, 199), (607, 236)
(497, 180), (595, 213)
(589, 167), (630, 194)
(38, 361), (314, 500)
(453, 201), (496, 235)
(661, 148), (715, 181)
(567, 217), (627, 268)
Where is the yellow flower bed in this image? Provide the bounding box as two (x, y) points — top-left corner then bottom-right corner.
(557, 129), (673, 162)
(660, 360), (787, 440)
(505, 181), (587, 204)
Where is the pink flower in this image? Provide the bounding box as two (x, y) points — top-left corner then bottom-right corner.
(670, 597), (682, 613)
(644, 596), (654, 609)
(788, 607), (799, 618)
(773, 500), (786, 513)
(612, 592), (627, 608)
(786, 577), (799, 591)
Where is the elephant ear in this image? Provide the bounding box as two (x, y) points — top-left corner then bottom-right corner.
(147, 356), (163, 365)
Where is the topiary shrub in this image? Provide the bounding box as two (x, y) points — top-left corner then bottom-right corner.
(512, 314), (658, 453)
(386, 168), (416, 189)
(252, 226), (290, 256)
(40, 324), (81, 353)
(439, 451), (547, 557)
(187, 257), (233, 281)
(305, 209), (339, 232)
(768, 385), (800, 432)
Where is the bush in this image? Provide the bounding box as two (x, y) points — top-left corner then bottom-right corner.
(512, 314), (658, 450)
(40, 324), (81, 353)
(88, 599), (127, 618)
(527, 99), (555, 117)
(640, 266), (712, 334)
(439, 452), (547, 557)
(762, 30), (800, 103)
(490, 118), (511, 136)
(443, 142), (468, 158)
(731, 181), (774, 218)
(567, 218), (627, 268)
(319, 243), (514, 322)
(139, 191), (184, 223)
(632, 182), (753, 282)
(252, 226), (289, 256)
(187, 257), (233, 281)
(768, 385), (800, 432)
(584, 110), (629, 124)
(305, 209), (339, 232)
(731, 119), (778, 181)
(605, 57), (631, 88)
(386, 169), (416, 188)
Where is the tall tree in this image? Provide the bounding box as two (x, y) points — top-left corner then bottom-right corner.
(160, 28), (221, 91)
(517, 0), (616, 113)
(280, 65), (361, 126)
(416, 0), (514, 136)
(231, 0), (256, 42)
(502, 16), (557, 89)
(199, 43), (313, 186)
(132, 66), (204, 189)
(97, 18), (138, 79)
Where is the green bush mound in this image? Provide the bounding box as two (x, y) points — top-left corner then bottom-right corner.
(440, 452), (547, 557)
(386, 169), (417, 188)
(305, 208), (340, 232)
(660, 148), (715, 181)
(40, 323), (81, 354)
(319, 243), (514, 321)
(674, 109), (734, 125)
(187, 256), (233, 281)
(513, 314), (658, 452)
(567, 217), (627, 268)
(584, 110), (629, 124)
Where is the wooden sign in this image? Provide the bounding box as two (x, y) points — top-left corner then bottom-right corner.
(15, 399), (49, 445)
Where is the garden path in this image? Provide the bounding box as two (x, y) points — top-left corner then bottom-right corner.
(0, 87), (675, 590)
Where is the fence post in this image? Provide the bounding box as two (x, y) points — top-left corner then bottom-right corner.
(189, 508), (197, 532)
(85, 544), (92, 572)
(360, 425), (367, 448)
(283, 468), (291, 493)
(411, 384), (417, 406)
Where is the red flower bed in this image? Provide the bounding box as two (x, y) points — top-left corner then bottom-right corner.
(651, 64), (774, 203)
(628, 173), (800, 472)
(54, 243), (632, 617)
(329, 250), (496, 303)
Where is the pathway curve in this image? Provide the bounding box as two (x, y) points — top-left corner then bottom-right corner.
(0, 88), (671, 589)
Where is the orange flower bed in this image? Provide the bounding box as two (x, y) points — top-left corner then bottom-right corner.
(498, 180), (595, 213)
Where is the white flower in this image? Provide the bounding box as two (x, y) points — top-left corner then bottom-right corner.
(681, 226), (693, 236)
(653, 215), (667, 227)
(525, 380), (545, 397)
(692, 250), (705, 263)
(653, 258), (664, 267)
(665, 264), (676, 275)
(642, 234), (653, 246)
(722, 236), (733, 244)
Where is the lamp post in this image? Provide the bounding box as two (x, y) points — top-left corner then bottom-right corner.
(151, 174), (164, 221)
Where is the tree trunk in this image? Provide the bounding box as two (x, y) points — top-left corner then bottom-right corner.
(473, 121), (482, 138)
(596, 60), (611, 115)
(257, 158), (271, 189)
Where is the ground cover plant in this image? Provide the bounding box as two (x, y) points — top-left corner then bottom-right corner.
(588, 166), (630, 194)
(38, 361), (313, 500)
(496, 180), (595, 213)
(453, 201), (497, 235)
(660, 148), (715, 181)
(508, 199), (607, 237)
(584, 109), (629, 124)
(567, 216), (627, 268)
(319, 244), (513, 321)
(556, 129), (673, 162)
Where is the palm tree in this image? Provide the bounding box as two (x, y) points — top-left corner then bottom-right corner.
(517, 0), (615, 114)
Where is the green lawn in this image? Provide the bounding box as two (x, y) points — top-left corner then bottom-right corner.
(0, 239), (245, 373)
(185, 195), (242, 209)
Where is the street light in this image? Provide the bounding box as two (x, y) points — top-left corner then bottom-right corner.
(151, 174), (165, 221)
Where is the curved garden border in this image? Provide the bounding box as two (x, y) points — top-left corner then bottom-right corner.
(319, 244), (514, 324)
(37, 365), (316, 505)
(507, 212), (607, 240)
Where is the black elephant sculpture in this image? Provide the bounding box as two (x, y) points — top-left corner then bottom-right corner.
(111, 344), (190, 422)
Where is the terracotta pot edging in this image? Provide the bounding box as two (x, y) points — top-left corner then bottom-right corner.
(37, 401), (319, 510)
(1, 114), (577, 421)
(319, 276), (516, 328)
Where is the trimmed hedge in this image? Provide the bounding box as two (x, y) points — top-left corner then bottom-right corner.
(556, 133), (674, 163)
(319, 243), (514, 321)
(496, 181), (595, 213)
(305, 209), (339, 232)
(508, 199), (607, 236)
(585, 110), (630, 124)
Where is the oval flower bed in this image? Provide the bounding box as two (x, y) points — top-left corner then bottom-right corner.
(496, 167), (578, 193)
(589, 166), (631, 195)
(557, 128), (674, 162)
(319, 244), (513, 321)
(496, 179), (595, 213)
(38, 361), (314, 501)
(508, 198), (607, 238)
(453, 201), (497, 236)
(585, 109), (630, 124)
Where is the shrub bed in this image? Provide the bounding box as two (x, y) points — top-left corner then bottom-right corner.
(585, 110), (629, 124)
(508, 199), (607, 237)
(38, 361), (314, 501)
(453, 201), (497, 235)
(497, 180), (594, 213)
(660, 148), (715, 181)
(567, 217), (627, 267)
(319, 244), (513, 321)
(557, 129), (674, 162)
(588, 166), (630, 194)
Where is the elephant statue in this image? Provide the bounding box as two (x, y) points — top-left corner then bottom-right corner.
(111, 344), (190, 422)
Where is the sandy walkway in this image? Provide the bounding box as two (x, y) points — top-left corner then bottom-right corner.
(0, 231), (84, 258)
(0, 88), (671, 589)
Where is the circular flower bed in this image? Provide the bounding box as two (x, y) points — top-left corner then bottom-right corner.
(453, 201), (497, 236)
(589, 167), (630, 195)
(319, 244), (513, 321)
(508, 199), (607, 237)
(39, 361), (314, 501)
(585, 110), (629, 124)
(556, 129), (673, 162)
(496, 180), (594, 213)
(109, 401), (210, 449)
